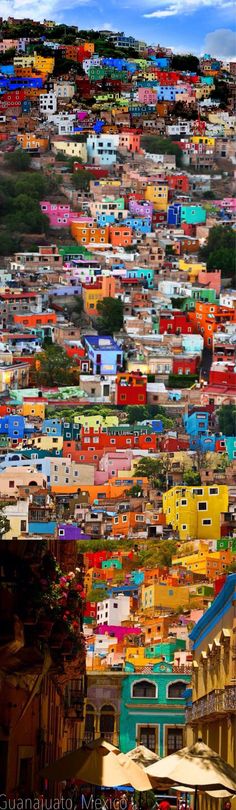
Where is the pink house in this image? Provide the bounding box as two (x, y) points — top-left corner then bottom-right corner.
(40, 201), (82, 228)
(138, 87), (157, 104)
(198, 269), (221, 295)
(96, 625), (141, 641)
(94, 451), (133, 485)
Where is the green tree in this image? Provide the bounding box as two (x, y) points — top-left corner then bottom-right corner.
(183, 469), (201, 486)
(126, 405), (149, 424)
(126, 484), (143, 498)
(4, 149), (31, 172)
(199, 225), (235, 282)
(87, 588), (108, 602)
(141, 136), (183, 167)
(218, 404), (236, 437)
(97, 297), (124, 335)
(134, 458), (162, 487)
(72, 170), (95, 190)
(171, 53), (200, 72)
(34, 345), (77, 386)
(0, 503), (10, 538)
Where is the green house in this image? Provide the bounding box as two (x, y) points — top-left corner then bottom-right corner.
(119, 664), (190, 757)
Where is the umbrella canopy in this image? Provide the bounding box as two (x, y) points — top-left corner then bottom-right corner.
(126, 745), (160, 770)
(146, 740), (236, 792)
(41, 738), (152, 790)
(117, 753), (154, 791)
(172, 785), (235, 799)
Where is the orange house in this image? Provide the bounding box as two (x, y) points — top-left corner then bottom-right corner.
(51, 478), (148, 501)
(109, 225), (133, 248)
(16, 133), (49, 151)
(189, 302), (236, 348)
(70, 222), (109, 246)
(13, 312), (57, 328)
(63, 443), (103, 463)
(112, 511), (146, 537)
(82, 275), (116, 315)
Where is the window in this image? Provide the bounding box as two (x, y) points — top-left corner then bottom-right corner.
(9, 481), (15, 488)
(168, 681), (186, 698)
(209, 487), (218, 495)
(133, 680), (156, 698)
(198, 502), (207, 511)
(139, 726), (157, 752)
(100, 705), (115, 740)
(202, 519), (212, 525)
(84, 704), (95, 743)
(167, 727), (183, 755)
(20, 520), (27, 531)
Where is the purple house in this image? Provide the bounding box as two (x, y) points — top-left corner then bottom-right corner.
(58, 523), (91, 541)
(128, 199), (154, 218)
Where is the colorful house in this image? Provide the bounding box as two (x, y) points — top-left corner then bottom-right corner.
(83, 335), (123, 375)
(115, 372), (147, 406)
(163, 484), (228, 540)
(120, 666), (190, 755)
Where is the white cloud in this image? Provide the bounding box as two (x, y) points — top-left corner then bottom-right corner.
(143, 0), (234, 18)
(1, 0), (91, 21)
(204, 28), (236, 58)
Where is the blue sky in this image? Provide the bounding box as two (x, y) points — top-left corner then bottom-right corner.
(2, 0), (236, 58)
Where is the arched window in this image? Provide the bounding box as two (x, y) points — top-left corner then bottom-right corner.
(84, 704), (95, 743)
(100, 704), (115, 741)
(167, 681), (186, 699)
(132, 680), (157, 698)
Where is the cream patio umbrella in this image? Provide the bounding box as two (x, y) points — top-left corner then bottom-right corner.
(41, 738), (153, 790)
(146, 740), (236, 809)
(172, 785), (235, 800)
(126, 745), (160, 770)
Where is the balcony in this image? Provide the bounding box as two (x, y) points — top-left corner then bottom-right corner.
(186, 686), (236, 723)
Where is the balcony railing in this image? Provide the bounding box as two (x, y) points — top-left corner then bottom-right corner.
(186, 686), (236, 722)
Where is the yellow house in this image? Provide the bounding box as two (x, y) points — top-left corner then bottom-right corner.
(74, 414), (118, 429)
(163, 484), (228, 541)
(141, 582), (191, 611)
(186, 574), (236, 804)
(82, 285), (103, 315)
(145, 183), (169, 212)
(191, 136), (215, 148)
(29, 435), (63, 452)
(3, 497), (29, 539)
(195, 85), (213, 100)
(14, 54), (34, 68)
(33, 53), (55, 74)
(178, 259), (206, 283)
(125, 646), (162, 668)
(21, 400), (46, 419)
(51, 139), (87, 162)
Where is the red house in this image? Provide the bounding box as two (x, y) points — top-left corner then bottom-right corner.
(172, 356), (199, 376)
(166, 174), (190, 193)
(84, 601), (97, 620)
(159, 311), (194, 335)
(209, 362), (236, 390)
(80, 427), (157, 452)
(115, 372), (147, 406)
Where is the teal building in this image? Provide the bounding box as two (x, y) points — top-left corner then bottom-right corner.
(119, 664), (190, 757)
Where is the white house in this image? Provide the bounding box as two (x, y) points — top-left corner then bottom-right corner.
(96, 594), (131, 626)
(39, 91), (57, 116)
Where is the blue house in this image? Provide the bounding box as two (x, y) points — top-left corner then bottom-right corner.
(189, 434), (216, 452)
(84, 335), (123, 375)
(167, 203), (182, 226)
(183, 411), (209, 436)
(157, 86), (176, 101)
(42, 418), (62, 437)
(0, 415), (25, 439)
(225, 437), (236, 461)
(123, 217), (152, 234)
(126, 267), (154, 287)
